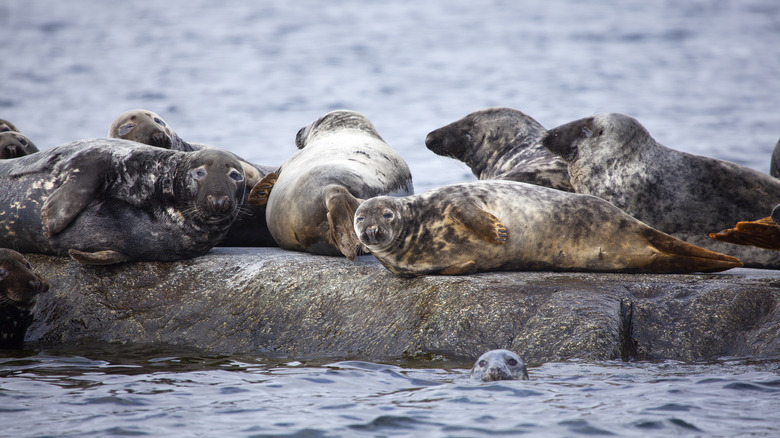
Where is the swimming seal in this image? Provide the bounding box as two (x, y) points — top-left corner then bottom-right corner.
(0, 138), (246, 264)
(354, 180), (742, 277)
(426, 107), (572, 191)
(470, 349), (529, 381)
(0, 248), (49, 348)
(0, 132), (39, 159)
(108, 109), (277, 247)
(542, 112), (780, 269)
(249, 110), (413, 260)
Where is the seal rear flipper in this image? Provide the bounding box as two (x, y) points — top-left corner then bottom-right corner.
(438, 260), (477, 275)
(448, 204), (508, 245)
(642, 230), (743, 273)
(709, 217), (780, 250)
(324, 185), (364, 261)
(68, 249), (132, 265)
(247, 172), (278, 206)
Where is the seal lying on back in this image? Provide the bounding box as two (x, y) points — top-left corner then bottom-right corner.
(250, 110), (413, 260)
(0, 138), (246, 265)
(109, 109), (277, 247)
(470, 349), (529, 381)
(354, 180), (742, 277)
(1, 248), (49, 348)
(0, 132), (38, 159)
(542, 113), (780, 269)
(425, 107), (572, 191)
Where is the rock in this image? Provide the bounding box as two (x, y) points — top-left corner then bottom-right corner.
(23, 248), (780, 362)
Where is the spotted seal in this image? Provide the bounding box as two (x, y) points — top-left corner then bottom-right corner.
(1, 248), (49, 348)
(0, 132), (39, 159)
(249, 110), (413, 260)
(108, 109), (277, 247)
(0, 119), (19, 133)
(470, 349), (529, 381)
(0, 138), (246, 264)
(426, 107), (572, 191)
(542, 112), (780, 269)
(354, 180), (742, 277)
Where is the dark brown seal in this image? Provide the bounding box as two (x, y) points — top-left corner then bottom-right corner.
(0, 138), (246, 265)
(0, 131), (39, 159)
(425, 107), (572, 191)
(1, 248), (49, 348)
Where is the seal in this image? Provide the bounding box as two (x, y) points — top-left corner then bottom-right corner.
(249, 110), (413, 260)
(0, 138), (246, 265)
(470, 349), (529, 381)
(354, 180), (742, 277)
(770, 137), (780, 178)
(0, 131), (39, 159)
(710, 203), (780, 251)
(108, 109), (278, 247)
(542, 112), (780, 269)
(1, 248), (49, 348)
(0, 119), (19, 133)
(426, 107), (572, 191)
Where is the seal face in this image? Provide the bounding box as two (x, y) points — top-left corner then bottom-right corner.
(470, 349), (529, 381)
(109, 109), (196, 151)
(355, 180), (741, 277)
(0, 119), (19, 134)
(253, 110), (413, 260)
(542, 113), (780, 269)
(0, 248), (49, 349)
(0, 139), (246, 264)
(0, 132), (38, 159)
(425, 107), (572, 191)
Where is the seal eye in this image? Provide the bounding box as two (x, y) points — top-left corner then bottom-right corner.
(355, 215), (365, 223)
(581, 127), (593, 138)
(19, 138), (28, 146)
(382, 210), (394, 220)
(118, 123), (136, 136)
(228, 170), (243, 182)
(478, 360), (487, 367)
(0, 267), (7, 280)
(154, 117), (166, 127)
(190, 168), (207, 180)
(507, 358), (517, 366)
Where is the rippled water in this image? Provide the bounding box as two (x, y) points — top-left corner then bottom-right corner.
(2, 0), (780, 436)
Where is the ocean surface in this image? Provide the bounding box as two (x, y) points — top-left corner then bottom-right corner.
(2, 0), (780, 436)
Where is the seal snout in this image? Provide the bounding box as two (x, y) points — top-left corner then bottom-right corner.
(205, 194), (234, 214)
(362, 224), (385, 245)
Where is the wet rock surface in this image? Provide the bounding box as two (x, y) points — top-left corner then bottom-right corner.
(23, 248), (780, 363)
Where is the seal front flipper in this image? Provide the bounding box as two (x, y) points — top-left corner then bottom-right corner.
(709, 217), (780, 250)
(41, 157), (109, 236)
(448, 203), (508, 245)
(438, 260), (477, 275)
(68, 249), (131, 265)
(324, 184), (364, 261)
(247, 172), (278, 206)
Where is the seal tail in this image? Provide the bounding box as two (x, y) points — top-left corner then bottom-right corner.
(642, 229), (743, 273)
(709, 217), (780, 251)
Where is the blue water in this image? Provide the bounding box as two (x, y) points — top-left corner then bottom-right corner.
(2, 0), (780, 436)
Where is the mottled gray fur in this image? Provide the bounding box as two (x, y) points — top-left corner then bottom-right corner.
(470, 349), (529, 381)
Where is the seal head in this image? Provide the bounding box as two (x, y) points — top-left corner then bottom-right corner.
(0, 249), (49, 311)
(470, 349), (529, 381)
(0, 119), (19, 133)
(109, 109), (196, 151)
(0, 132), (39, 159)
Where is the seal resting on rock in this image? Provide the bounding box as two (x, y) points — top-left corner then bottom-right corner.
(249, 110), (413, 260)
(1, 248), (49, 348)
(108, 109), (277, 247)
(543, 113), (780, 269)
(0, 119), (19, 133)
(0, 131), (38, 159)
(0, 138), (246, 265)
(354, 180), (742, 277)
(470, 349), (529, 381)
(710, 204), (780, 251)
(426, 107), (572, 191)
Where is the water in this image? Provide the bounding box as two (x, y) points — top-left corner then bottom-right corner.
(2, 0), (780, 436)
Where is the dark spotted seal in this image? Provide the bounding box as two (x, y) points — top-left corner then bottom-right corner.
(470, 349), (529, 381)
(425, 107), (572, 191)
(0, 131), (39, 159)
(108, 109), (277, 247)
(1, 248), (49, 348)
(0, 119), (19, 133)
(0, 138), (246, 265)
(354, 180), (742, 277)
(543, 112), (780, 269)
(249, 110), (413, 260)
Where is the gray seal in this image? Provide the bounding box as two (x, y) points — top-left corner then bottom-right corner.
(543, 112), (780, 269)
(354, 180), (742, 277)
(470, 349), (529, 381)
(0, 119), (19, 133)
(249, 110), (413, 260)
(425, 107), (572, 191)
(0, 138), (246, 265)
(771, 137), (780, 178)
(0, 131), (39, 159)
(108, 109), (277, 247)
(1, 248), (49, 348)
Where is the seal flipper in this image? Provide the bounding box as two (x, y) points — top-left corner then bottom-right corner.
(642, 229), (743, 273)
(324, 184), (364, 261)
(68, 249), (132, 265)
(448, 203), (508, 245)
(709, 217), (780, 251)
(41, 159), (109, 237)
(247, 172), (278, 206)
(439, 260), (477, 275)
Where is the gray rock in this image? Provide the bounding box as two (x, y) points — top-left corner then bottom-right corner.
(23, 248), (780, 362)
